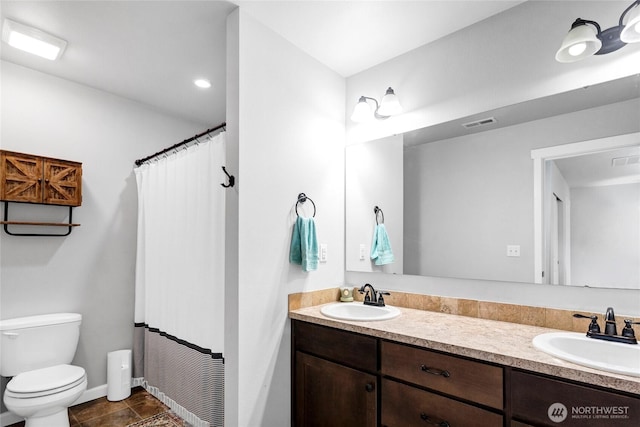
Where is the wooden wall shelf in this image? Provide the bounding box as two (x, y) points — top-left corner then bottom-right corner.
(1, 203), (79, 236)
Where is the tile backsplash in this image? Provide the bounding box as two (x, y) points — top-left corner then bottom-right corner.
(288, 287), (640, 334)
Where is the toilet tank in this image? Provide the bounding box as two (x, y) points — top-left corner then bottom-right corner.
(0, 313), (82, 377)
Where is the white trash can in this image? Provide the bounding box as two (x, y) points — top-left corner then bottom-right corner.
(107, 349), (132, 401)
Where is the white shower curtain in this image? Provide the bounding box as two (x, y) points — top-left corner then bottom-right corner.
(134, 131), (226, 426)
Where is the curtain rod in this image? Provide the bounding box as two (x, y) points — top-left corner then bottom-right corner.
(134, 122), (226, 166)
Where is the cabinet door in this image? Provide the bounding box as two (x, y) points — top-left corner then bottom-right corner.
(0, 151), (42, 203)
(295, 351), (377, 427)
(43, 159), (82, 206)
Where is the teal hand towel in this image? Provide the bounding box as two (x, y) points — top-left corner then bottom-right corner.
(289, 216), (319, 272)
(370, 224), (394, 266)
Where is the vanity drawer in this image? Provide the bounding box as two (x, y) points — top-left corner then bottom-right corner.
(293, 320), (377, 372)
(381, 378), (503, 427)
(511, 370), (640, 426)
(381, 340), (503, 409)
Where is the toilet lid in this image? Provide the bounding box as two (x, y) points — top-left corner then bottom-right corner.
(7, 364), (86, 395)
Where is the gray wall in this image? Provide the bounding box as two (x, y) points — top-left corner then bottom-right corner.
(402, 99), (640, 284)
(0, 60), (205, 402)
(346, 135), (403, 273)
(232, 10), (345, 426)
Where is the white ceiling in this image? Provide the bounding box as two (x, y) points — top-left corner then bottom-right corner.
(235, 1), (524, 77)
(0, 0), (523, 127)
(554, 146), (640, 188)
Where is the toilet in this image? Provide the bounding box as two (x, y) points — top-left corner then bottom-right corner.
(1, 313), (87, 427)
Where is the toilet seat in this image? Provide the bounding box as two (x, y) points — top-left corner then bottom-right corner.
(6, 364), (86, 399)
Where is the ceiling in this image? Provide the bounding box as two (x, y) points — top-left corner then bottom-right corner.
(403, 74), (640, 147)
(402, 74), (640, 188)
(554, 145), (640, 188)
(0, 0), (523, 127)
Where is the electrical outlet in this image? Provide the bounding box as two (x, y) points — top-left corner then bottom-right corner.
(359, 244), (366, 260)
(507, 245), (520, 257)
(319, 244), (327, 262)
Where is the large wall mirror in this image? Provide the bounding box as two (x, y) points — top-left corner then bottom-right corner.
(346, 75), (640, 289)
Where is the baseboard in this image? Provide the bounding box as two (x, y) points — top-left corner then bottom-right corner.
(0, 411), (21, 427)
(0, 381), (144, 427)
(76, 383), (108, 406)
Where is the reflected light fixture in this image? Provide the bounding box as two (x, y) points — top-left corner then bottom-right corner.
(556, 0), (640, 62)
(351, 87), (402, 123)
(2, 19), (67, 61)
(194, 78), (211, 89)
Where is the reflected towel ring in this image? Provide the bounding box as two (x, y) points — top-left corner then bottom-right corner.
(374, 206), (384, 224)
(296, 193), (316, 217)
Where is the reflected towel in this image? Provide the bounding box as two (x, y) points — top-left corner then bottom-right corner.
(371, 224), (394, 265)
(289, 216), (318, 272)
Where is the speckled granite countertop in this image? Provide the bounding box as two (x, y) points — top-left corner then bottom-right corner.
(289, 303), (640, 395)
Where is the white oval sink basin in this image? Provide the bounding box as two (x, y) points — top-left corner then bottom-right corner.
(320, 302), (401, 321)
(532, 332), (640, 377)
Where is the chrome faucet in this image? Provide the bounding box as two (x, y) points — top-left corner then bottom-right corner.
(358, 283), (390, 307)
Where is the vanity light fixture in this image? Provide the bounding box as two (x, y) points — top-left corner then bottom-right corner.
(350, 87), (403, 123)
(1, 19), (67, 61)
(556, 0), (640, 62)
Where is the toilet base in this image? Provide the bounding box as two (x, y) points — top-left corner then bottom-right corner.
(25, 409), (70, 427)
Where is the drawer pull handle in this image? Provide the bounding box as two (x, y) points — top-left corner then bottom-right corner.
(365, 383), (375, 392)
(420, 364), (451, 378)
(420, 412), (450, 427)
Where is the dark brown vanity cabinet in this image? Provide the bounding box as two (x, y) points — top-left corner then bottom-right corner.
(292, 320), (504, 427)
(293, 320), (378, 427)
(292, 319), (639, 427)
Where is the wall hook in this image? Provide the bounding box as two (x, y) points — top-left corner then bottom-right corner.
(221, 166), (235, 188)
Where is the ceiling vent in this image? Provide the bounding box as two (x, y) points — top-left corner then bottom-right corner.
(612, 155), (640, 167)
(462, 117), (497, 129)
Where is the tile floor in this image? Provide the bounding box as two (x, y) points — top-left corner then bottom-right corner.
(8, 386), (185, 427)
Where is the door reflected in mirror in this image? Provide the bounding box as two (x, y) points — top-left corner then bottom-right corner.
(533, 135), (640, 289)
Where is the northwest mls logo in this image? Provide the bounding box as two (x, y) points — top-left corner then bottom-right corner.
(548, 403), (568, 423)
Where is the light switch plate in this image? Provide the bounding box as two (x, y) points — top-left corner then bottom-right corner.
(319, 243), (327, 262)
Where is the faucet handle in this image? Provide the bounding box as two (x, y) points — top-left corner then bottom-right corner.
(622, 319), (640, 339)
(573, 313), (601, 333)
(377, 291), (390, 306)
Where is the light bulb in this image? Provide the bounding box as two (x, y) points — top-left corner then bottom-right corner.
(568, 42), (587, 56)
(194, 79), (212, 89)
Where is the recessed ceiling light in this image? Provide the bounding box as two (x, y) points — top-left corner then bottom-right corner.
(2, 19), (67, 61)
(194, 79), (212, 89)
